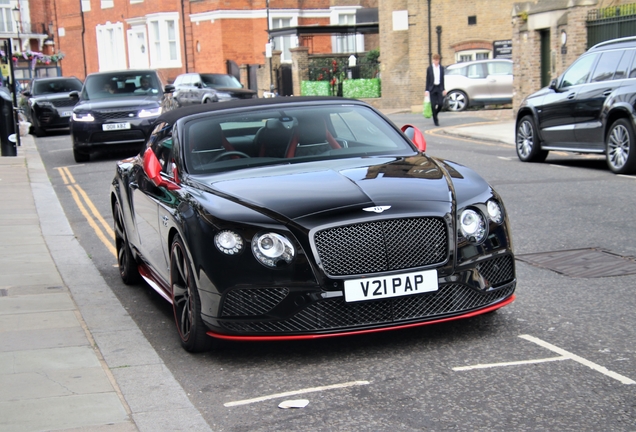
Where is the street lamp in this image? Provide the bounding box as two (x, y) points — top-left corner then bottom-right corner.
(12, 7), (21, 52)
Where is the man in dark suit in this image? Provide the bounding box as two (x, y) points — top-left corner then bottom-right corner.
(425, 53), (446, 126)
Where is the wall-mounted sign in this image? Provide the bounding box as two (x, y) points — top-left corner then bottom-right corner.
(493, 40), (512, 59)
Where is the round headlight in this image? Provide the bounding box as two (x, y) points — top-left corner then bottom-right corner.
(214, 230), (243, 255)
(459, 209), (486, 243)
(487, 200), (503, 224)
(252, 232), (295, 267)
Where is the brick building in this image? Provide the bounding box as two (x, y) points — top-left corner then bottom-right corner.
(511, 0), (636, 112)
(44, 0), (377, 95)
(378, 0), (519, 111)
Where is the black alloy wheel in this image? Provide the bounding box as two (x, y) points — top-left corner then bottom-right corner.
(516, 115), (549, 162)
(606, 118), (636, 174)
(170, 234), (213, 353)
(114, 201), (140, 285)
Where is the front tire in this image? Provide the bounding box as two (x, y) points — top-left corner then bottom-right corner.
(170, 234), (213, 353)
(516, 115), (548, 162)
(73, 148), (89, 163)
(446, 90), (468, 112)
(114, 201), (140, 285)
(606, 118), (636, 174)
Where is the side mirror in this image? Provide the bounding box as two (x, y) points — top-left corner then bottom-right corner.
(69, 90), (79, 100)
(164, 84), (175, 93)
(143, 148), (180, 191)
(549, 79), (558, 90)
(195, 82), (203, 88)
(401, 124), (427, 152)
(22, 90), (32, 97)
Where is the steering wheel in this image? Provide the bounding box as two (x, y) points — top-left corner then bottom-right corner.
(211, 151), (251, 161)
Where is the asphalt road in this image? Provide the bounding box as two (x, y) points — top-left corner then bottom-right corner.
(34, 110), (636, 431)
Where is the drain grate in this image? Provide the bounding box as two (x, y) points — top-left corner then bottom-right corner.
(517, 248), (636, 278)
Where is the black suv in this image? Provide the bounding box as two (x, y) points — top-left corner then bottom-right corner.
(70, 70), (170, 162)
(516, 36), (636, 174)
(172, 73), (256, 106)
(19, 76), (83, 137)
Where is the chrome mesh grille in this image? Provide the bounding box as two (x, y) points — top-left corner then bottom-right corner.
(479, 255), (515, 287)
(222, 288), (289, 317)
(314, 217), (448, 276)
(220, 283), (515, 333)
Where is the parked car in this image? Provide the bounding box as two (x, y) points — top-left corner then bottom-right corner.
(516, 36), (636, 174)
(70, 70), (171, 162)
(172, 73), (257, 106)
(444, 59), (513, 111)
(19, 76), (83, 136)
(110, 97), (516, 352)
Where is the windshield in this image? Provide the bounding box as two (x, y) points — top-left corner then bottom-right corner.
(82, 72), (162, 99)
(201, 74), (242, 88)
(180, 104), (416, 175)
(33, 78), (82, 95)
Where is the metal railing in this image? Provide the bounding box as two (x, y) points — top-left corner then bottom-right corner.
(587, 3), (636, 48)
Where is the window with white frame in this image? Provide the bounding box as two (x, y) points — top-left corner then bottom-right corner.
(81, 0), (90, 11)
(96, 22), (127, 71)
(456, 50), (491, 62)
(336, 14), (357, 53)
(0, 1), (15, 33)
(147, 14), (181, 68)
(101, 0), (114, 8)
(272, 17), (293, 63)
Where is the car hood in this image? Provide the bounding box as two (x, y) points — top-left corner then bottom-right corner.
(193, 155), (488, 223)
(75, 96), (161, 110)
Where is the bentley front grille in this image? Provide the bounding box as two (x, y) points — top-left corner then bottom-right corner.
(219, 282), (515, 334)
(222, 287), (290, 317)
(314, 217), (448, 277)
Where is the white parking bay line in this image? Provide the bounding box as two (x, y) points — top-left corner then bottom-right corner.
(453, 356), (568, 371)
(452, 335), (635, 385)
(224, 380), (371, 407)
(519, 334), (635, 385)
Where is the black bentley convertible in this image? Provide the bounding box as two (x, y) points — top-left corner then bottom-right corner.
(110, 97), (516, 352)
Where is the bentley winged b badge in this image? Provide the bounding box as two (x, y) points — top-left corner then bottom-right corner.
(363, 206), (391, 214)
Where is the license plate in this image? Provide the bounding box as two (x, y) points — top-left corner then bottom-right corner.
(344, 269), (438, 303)
(102, 122), (131, 131)
(61, 111), (72, 117)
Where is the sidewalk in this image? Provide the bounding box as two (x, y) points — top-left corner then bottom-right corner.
(441, 120), (515, 146)
(0, 136), (212, 432)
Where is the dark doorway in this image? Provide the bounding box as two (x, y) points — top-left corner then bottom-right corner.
(226, 60), (240, 80)
(247, 65), (259, 92)
(277, 64), (293, 96)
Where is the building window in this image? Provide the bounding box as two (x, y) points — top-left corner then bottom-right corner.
(336, 14), (356, 53)
(101, 0), (114, 9)
(147, 14), (181, 68)
(456, 50), (491, 62)
(0, 2), (15, 33)
(130, 0), (143, 3)
(81, 0), (91, 11)
(96, 22), (126, 71)
(272, 17), (293, 63)
(468, 16), (477, 25)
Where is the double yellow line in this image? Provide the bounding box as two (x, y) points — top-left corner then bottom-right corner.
(56, 166), (117, 258)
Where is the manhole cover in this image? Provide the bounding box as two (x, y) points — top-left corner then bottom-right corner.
(517, 248), (636, 278)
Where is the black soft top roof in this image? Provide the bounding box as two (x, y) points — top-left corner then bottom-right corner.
(157, 96), (365, 125)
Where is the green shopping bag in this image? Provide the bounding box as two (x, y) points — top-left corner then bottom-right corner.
(423, 95), (432, 118)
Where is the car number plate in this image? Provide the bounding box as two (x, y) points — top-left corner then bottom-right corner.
(102, 122), (131, 131)
(344, 269), (438, 303)
(61, 111), (72, 117)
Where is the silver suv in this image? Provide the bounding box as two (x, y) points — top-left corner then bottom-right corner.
(444, 59), (513, 111)
(172, 73), (257, 106)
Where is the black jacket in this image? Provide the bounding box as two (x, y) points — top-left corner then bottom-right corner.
(426, 64), (445, 93)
